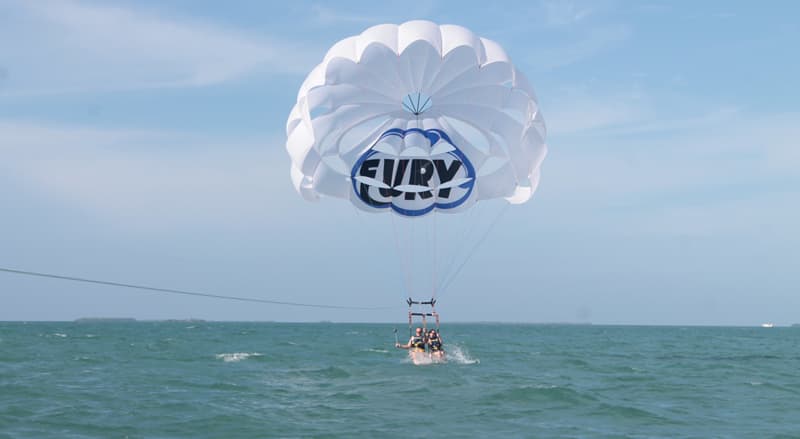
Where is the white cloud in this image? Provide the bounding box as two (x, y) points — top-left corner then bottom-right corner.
(539, 0), (597, 27)
(0, 120), (294, 231)
(0, 0), (318, 95)
(544, 87), (653, 135)
(309, 4), (381, 25)
(628, 191), (800, 239)
(528, 24), (631, 70)
(308, 2), (438, 26)
(490, 1), (630, 71)
(539, 109), (800, 239)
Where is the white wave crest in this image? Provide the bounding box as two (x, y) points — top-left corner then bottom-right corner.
(445, 345), (480, 365)
(365, 348), (389, 353)
(215, 352), (263, 362)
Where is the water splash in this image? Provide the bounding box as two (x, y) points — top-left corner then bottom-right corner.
(402, 352), (443, 366)
(400, 345), (478, 366)
(215, 352), (263, 363)
(446, 344), (480, 365)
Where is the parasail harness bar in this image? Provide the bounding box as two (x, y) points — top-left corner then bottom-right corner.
(407, 297), (440, 337)
(407, 298), (436, 306)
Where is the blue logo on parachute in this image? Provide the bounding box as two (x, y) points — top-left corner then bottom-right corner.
(351, 128), (476, 216)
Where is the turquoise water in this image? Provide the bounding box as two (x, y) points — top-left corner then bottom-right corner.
(1, 322), (799, 438)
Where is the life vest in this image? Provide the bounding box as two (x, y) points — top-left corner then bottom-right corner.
(411, 336), (425, 350)
(428, 337), (442, 351)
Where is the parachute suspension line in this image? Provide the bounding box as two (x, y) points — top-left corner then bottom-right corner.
(353, 206), (405, 298)
(432, 209), (438, 301)
(437, 203), (480, 294)
(413, 137), (426, 298)
(407, 297), (439, 337)
(408, 308), (412, 338)
(391, 214), (412, 298)
(439, 203), (510, 294)
(437, 205), (494, 295)
(411, 208), (416, 295)
(407, 216), (414, 297)
(0, 267), (393, 310)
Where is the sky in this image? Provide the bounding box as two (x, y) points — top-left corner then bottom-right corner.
(1, 0), (798, 325)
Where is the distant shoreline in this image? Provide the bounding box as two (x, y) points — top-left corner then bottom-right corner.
(72, 318), (207, 323)
(74, 317), (137, 322)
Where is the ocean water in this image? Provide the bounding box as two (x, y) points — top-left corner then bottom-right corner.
(1, 322), (799, 438)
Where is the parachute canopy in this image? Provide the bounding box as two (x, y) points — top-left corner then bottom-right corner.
(287, 20), (547, 217)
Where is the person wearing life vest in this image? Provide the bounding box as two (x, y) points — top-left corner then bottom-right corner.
(396, 327), (426, 352)
(427, 329), (445, 359)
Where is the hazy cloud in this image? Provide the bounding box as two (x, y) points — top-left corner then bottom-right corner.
(309, 4), (383, 25)
(539, 0), (597, 27)
(545, 87), (653, 135)
(0, 0), (318, 95)
(0, 120), (292, 231)
(529, 24), (631, 70)
(542, 110), (800, 240)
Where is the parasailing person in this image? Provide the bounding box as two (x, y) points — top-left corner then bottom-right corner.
(285, 20), (547, 364)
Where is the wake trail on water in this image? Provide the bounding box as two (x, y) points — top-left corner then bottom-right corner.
(400, 344), (480, 365)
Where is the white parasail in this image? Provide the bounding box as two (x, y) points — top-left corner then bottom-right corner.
(286, 20), (547, 218)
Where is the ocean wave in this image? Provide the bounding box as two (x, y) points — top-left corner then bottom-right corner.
(488, 384), (597, 405)
(364, 348), (389, 354)
(215, 352), (263, 362)
(290, 366), (351, 379)
(595, 402), (679, 425)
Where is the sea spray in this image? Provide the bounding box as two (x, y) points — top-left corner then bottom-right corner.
(446, 344), (480, 365)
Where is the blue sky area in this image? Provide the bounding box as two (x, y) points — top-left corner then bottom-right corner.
(1, 0), (798, 324)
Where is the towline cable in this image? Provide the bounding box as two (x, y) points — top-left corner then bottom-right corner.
(0, 267), (392, 311)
